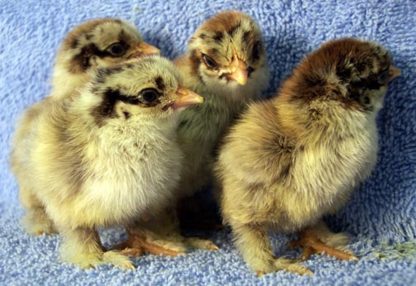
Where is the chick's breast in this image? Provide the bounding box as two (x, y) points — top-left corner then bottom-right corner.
(217, 101), (297, 227)
(69, 131), (182, 228)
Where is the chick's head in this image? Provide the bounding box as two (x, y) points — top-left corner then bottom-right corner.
(88, 56), (203, 125)
(283, 38), (400, 122)
(188, 11), (267, 92)
(57, 18), (160, 75)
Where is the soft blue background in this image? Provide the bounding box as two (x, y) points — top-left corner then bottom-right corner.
(0, 0), (415, 285)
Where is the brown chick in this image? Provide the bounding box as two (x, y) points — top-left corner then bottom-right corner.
(51, 18), (160, 99)
(215, 38), (401, 275)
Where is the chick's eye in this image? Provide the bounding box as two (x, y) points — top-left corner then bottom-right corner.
(378, 69), (389, 83)
(361, 95), (371, 105)
(140, 88), (160, 103)
(251, 41), (261, 62)
(107, 43), (126, 56)
(202, 54), (218, 69)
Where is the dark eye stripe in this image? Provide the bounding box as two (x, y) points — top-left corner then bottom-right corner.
(102, 89), (144, 106)
(378, 69), (389, 83)
(351, 76), (383, 90)
(118, 94), (140, 105)
(80, 42), (130, 59)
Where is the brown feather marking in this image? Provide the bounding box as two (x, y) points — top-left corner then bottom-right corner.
(60, 18), (124, 74)
(91, 88), (121, 126)
(155, 76), (165, 91)
(201, 11), (243, 36)
(213, 31), (224, 43)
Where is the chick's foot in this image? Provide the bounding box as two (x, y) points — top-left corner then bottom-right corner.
(114, 229), (187, 257)
(290, 229), (358, 261)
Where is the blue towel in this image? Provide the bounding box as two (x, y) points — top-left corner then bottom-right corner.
(0, 0), (415, 285)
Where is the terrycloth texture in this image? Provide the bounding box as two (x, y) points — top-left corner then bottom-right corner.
(0, 0), (415, 285)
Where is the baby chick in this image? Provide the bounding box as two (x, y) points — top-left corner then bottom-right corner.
(51, 18), (160, 99)
(215, 38), (400, 275)
(123, 11), (269, 255)
(175, 10), (269, 199)
(10, 56), (203, 268)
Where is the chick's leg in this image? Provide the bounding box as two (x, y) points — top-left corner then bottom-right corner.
(118, 207), (188, 257)
(119, 207), (218, 257)
(60, 227), (133, 269)
(290, 221), (358, 261)
(312, 220), (351, 249)
(19, 187), (56, 235)
(232, 223), (311, 276)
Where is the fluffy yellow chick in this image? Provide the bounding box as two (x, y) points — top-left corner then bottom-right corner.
(10, 57), (203, 268)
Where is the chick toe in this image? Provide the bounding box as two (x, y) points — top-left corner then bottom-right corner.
(142, 239), (187, 256)
(61, 250), (102, 269)
(120, 231), (187, 256)
(292, 229), (358, 261)
(273, 258), (313, 276)
(102, 251), (135, 270)
(185, 237), (219, 251)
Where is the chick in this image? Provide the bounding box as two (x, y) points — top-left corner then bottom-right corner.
(175, 10), (269, 199)
(215, 38), (401, 275)
(10, 56), (203, 268)
(51, 18), (160, 99)
(126, 11), (269, 253)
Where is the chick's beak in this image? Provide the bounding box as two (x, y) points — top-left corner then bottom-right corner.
(388, 66), (401, 81)
(172, 87), (204, 110)
(227, 59), (248, 85)
(131, 42), (160, 58)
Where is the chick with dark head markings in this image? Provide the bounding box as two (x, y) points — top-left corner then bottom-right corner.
(125, 11), (270, 255)
(176, 10), (269, 197)
(215, 38), (400, 275)
(10, 57), (203, 268)
(51, 18), (160, 99)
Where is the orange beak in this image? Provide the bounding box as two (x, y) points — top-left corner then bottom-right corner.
(130, 42), (160, 58)
(388, 66), (401, 81)
(172, 87), (204, 110)
(227, 59), (248, 85)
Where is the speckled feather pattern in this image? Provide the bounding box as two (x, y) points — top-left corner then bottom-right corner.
(0, 0), (415, 285)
